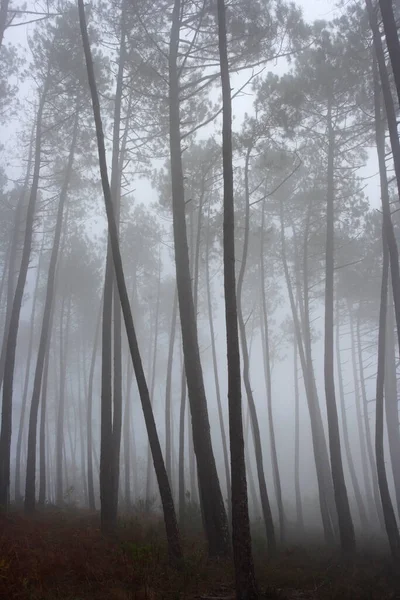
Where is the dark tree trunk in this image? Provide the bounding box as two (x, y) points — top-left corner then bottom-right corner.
(38, 325), (52, 507)
(0, 0), (9, 49)
(324, 102), (355, 554)
(217, 0), (258, 595)
(124, 353), (134, 508)
(15, 238), (43, 503)
(178, 362), (186, 530)
(384, 295), (400, 518)
(379, 0), (400, 108)
(78, 0), (182, 561)
(367, 0), (400, 203)
(335, 303), (368, 530)
(375, 233), (400, 562)
(168, 0), (229, 557)
(165, 288), (178, 484)
(0, 75), (50, 507)
(25, 110), (78, 513)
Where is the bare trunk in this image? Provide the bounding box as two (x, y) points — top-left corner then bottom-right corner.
(0, 75), (50, 506)
(217, 0), (257, 593)
(335, 303), (368, 530)
(168, 0), (229, 557)
(38, 327), (52, 506)
(324, 102), (355, 553)
(78, 0), (182, 560)
(165, 288), (178, 484)
(293, 336), (304, 533)
(87, 302), (102, 511)
(178, 362), (186, 529)
(375, 233), (400, 562)
(379, 0), (400, 108)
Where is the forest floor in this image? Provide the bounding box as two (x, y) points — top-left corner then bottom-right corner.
(0, 508), (398, 600)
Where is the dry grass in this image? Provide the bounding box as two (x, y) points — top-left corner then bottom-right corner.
(0, 509), (398, 600)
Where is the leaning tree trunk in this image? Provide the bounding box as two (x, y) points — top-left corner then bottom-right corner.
(25, 109), (78, 513)
(293, 335), (304, 533)
(78, 0), (182, 561)
(178, 360), (186, 530)
(260, 197), (285, 544)
(0, 73), (50, 507)
(237, 145), (276, 555)
(87, 301), (102, 511)
(324, 101), (355, 554)
(168, 0), (229, 557)
(217, 0), (257, 595)
(375, 233), (400, 562)
(38, 322), (52, 507)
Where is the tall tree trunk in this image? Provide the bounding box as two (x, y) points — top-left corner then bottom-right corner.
(25, 110), (78, 513)
(324, 101), (355, 553)
(168, 0), (229, 557)
(38, 325), (52, 507)
(260, 198), (285, 544)
(78, 0), (182, 561)
(0, 74), (50, 506)
(165, 288), (178, 484)
(237, 146), (275, 555)
(15, 237), (43, 503)
(217, 1), (257, 595)
(335, 303), (368, 530)
(279, 199), (335, 544)
(124, 352), (134, 508)
(86, 301), (102, 511)
(146, 254), (161, 509)
(347, 302), (375, 518)
(293, 335), (304, 533)
(205, 205), (231, 519)
(367, 0), (400, 203)
(0, 0), (9, 48)
(379, 0), (400, 107)
(375, 233), (400, 562)
(356, 311), (385, 528)
(56, 294), (72, 506)
(384, 293), (400, 518)
(178, 362), (186, 530)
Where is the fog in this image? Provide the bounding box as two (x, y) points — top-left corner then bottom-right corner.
(0, 0), (400, 595)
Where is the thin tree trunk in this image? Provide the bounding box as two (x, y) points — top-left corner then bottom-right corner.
(205, 205), (231, 519)
(237, 146), (275, 555)
(335, 303), (368, 530)
(217, 1), (257, 593)
(165, 288), (178, 484)
(15, 237), (43, 503)
(38, 325), (52, 506)
(78, 0), (182, 560)
(375, 233), (400, 562)
(178, 362), (186, 530)
(279, 199), (334, 544)
(324, 101), (355, 553)
(124, 352), (134, 508)
(25, 110), (78, 512)
(260, 198), (285, 544)
(347, 302), (375, 518)
(0, 74), (50, 506)
(356, 310), (385, 528)
(0, 0), (9, 48)
(293, 334), (304, 533)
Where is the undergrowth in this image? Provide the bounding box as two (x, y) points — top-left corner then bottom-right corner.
(0, 508), (398, 599)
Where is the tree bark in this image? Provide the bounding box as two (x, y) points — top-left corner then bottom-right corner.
(379, 0), (400, 108)
(78, 0), (182, 561)
(293, 335), (304, 533)
(168, 0), (229, 557)
(375, 233), (400, 562)
(217, 0), (258, 594)
(324, 101), (355, 553)
(165, 288), (178, 484)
